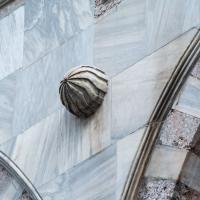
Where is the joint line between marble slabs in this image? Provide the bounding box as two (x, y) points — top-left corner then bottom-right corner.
(35, 142), (116, 189)
(111, 27), (199, 79)
(22, 23), (94, 71)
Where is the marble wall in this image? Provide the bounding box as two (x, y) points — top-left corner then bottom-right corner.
(0, 0), (199, 199)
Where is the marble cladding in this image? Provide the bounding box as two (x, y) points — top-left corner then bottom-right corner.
(12, 26), (94, 137)
(38, 145), (116, 200)
(37, 127), (146, 199)
(23, 0), (93, 67)
(111, 29), (197, 140)
(116, 127), (145, 199)
(0, 124), (146, 197)
(0, 5), (24, 80)
(145, 145), (187, 180)
(94, 0), (200, 77)
(0, 100), (111, 187)
(0, 73), (17, 144)
(174, 76), (200, 118)
(158, 110), (200, 149)
(0, 0), (199, 199)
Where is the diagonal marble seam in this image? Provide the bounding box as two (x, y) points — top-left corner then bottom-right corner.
(111, 27), (199, 79)
(22, 23), (94, 70)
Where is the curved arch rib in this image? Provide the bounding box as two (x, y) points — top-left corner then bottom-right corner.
(0, 151), (43, 200)
(121, 29), (200, 200)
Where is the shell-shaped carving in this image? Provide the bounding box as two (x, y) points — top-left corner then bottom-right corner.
(59, 65), (108, 118)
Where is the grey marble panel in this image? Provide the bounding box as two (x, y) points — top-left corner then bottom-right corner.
(24, 0), (93, 67)
(145, 0), (200, 53)
(111, 29), (196, 139)
(0, 73), (17, 145)
(94, 0), (200, 77)
(0, 88), (111, 188)
(13, 26), (94, 136)
(94, 0), (146, 76)
(174, 76), (200, 118)
(38, 145), (116, 200)
(0, 6), (24, 80)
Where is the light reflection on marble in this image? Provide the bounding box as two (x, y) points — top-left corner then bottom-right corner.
(111, 29), (197, 140)
(0, 6), (24, 80)
(94, 0), (200, 77)
(24, 0), (93, 67)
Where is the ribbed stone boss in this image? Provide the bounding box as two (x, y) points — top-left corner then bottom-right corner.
(59, 66), (108, 118)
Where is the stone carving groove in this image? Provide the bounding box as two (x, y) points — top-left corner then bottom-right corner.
(59, 66), (108, 117)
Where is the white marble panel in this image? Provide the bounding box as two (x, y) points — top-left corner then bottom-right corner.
(0, 6), (24, 80)
(94, 0), (200, 77)
(0, 89), (111, 188)
(24, 0), (93, 67)
(111, 29), (197, 139)
(145, 145), (187, 180)
(174, 76), (200, 118)
(94, 0), (146, 77)
(145, 0), (200, 53)
(0, 73), (17, 145)
(13, 26), (94, 136)
(116, 127), (146, 199)
(38, 146), (116, 200)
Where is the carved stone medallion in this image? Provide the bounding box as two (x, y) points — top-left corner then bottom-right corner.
(59, 66), (108, 118)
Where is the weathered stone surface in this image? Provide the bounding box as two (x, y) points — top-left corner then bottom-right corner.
(137, 177), (176, 200)
(173, 182), (200, 200)
(59, 66), (108, 118)
(158, 110), (200, 149)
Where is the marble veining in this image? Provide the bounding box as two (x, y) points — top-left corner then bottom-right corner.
(94, 0), (200, 77)
(111, 29), (197, 140)
(0, 5), (24, 80)
(24, 0), (93, 67)
(13, 26), (94, 136)
(0, 73), (17, 145)
(0, 89), (111, 187)
(38, 145), (116, 200)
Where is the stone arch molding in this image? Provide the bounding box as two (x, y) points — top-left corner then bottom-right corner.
(0, 151), (43, 200)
